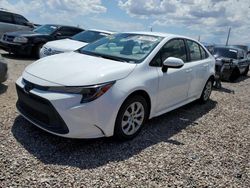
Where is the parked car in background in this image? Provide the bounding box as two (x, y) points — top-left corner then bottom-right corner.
(0, 56), (8, 83)
(0, 24), (83, 57)
(16, 32), (215, 140)
(40, 29), (113, 58)
(213, 46), (249, 81)
(231, 45), (248, 52)
(0, 9), (34, 37)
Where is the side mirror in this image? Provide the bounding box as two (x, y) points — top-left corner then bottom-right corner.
(162, 57), (184, 72)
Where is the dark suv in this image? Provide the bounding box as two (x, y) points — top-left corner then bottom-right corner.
(213, 46), (249, 81)
(0, 24), (84, 57)
(0, 9), (34, 37)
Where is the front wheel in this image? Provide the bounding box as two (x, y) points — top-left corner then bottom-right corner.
(242, 65), (249, 76)
(114, 96), (149, 140)
(199, 79), (213, 103)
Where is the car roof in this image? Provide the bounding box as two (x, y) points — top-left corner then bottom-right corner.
(87, 29), (114, 34)
(0, 8), (22, 15)
(40, 24), (83, 30)
(214, 46), (243, 52)
(121, 31), (193, 40)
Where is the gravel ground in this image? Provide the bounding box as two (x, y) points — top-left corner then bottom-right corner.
(0, 50), (249, 187)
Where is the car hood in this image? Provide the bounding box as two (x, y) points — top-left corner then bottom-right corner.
(44, 39), (87, 52)
(5, 31), (47, 37)
(24, 52), (136, 86)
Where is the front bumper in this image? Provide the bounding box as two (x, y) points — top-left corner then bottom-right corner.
(0, 40), (33, 55)
(215, 63), (235, 81)
(15, 76), (122, 138)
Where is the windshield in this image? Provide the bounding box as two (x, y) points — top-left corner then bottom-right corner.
(71, 30), (110, 43)
(213, 48), (238, 59)
(33, 25), (58, 35)
(78, 33), (163, 63)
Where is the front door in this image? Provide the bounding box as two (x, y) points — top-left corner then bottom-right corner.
(154, 39), (192, 113)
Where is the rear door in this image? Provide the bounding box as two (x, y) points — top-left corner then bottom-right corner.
(0, 11), (16, 36)
(13, 14), (32, 31)
(186, 40), (211, 98)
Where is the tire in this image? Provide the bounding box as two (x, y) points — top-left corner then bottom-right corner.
(229, 68), (240, 82)
(199, 79), (213, 104)
(114, 95), (149, 140)
(242, 65), (249, 76)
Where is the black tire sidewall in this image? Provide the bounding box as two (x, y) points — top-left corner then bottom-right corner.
(243, 66), (249, 76)
(200, 79), (212, 103)
(114, 95), (149, 140)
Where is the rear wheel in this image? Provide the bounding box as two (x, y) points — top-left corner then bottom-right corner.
(242, 65), (249, 76)
(114, 95), (149, 140)
(199, 79), (213, 104)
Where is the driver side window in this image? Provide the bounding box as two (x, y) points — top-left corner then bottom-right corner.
(150, 39), (187, 66)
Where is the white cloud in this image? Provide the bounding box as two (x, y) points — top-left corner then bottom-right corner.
(0, 0), (106, 25)
(118, 0), (250, 44)
(89, 17), (144, 31)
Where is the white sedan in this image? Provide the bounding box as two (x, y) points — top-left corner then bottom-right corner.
(39, 29), (113, 58)
(16, 32), (215, 140)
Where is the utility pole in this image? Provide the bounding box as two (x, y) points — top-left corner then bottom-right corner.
(226, 27), (231, 46)
(150, 26), (153, 32)
(198, 35), (201, 42)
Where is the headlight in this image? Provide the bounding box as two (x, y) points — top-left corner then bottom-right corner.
(47, 81), (115, 103)
(13, 37), (28, 43)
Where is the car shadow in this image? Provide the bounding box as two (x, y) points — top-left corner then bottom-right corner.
(12, 100), (217, 169)
(0, 83), (8, 94)
(213, 86), (235, 94)
(233, 75), (250, 83)
(1, 52), (37, 61)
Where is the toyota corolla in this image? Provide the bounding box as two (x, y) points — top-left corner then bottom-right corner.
(16, 32), (215, 140)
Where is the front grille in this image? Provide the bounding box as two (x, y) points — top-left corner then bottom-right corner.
(2, 35), (15, 42)
(16, 84), (69, 134)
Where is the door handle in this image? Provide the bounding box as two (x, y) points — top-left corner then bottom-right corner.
(185, 69), (192, 73)
(203, 64), (209, 67)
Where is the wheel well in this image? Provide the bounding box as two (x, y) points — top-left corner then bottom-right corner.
(125, 90), (151, 115)
(208, 75), (215, 84)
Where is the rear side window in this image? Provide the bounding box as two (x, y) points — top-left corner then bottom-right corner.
(58, 27), (82, 37)
(200, 46), (209, 59)
(13, 14), (28, 26)
(0, 11), (13, 24)
(161, 39), (187, 63)
(187, 40), (201, 61)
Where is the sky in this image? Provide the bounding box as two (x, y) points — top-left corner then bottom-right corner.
(1, 0), (250, 46)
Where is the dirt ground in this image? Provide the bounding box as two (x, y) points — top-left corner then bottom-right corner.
(0, 50), (249, 187)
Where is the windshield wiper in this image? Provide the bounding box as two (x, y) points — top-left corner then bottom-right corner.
(98, 54), (127, 62)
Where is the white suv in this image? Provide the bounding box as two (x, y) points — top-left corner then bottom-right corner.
(16, 32), (215, 140)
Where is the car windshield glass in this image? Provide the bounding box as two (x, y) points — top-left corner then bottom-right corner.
(33, 25), (58, 35)
(213, 48), (238, 59)
(71, 30), (110, 43)
(77, 33), (163, 63)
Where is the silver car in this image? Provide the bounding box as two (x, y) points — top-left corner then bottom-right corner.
(0, 9), (34, 38)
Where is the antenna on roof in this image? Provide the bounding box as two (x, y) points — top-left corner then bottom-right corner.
(226, 27), (231, 46)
